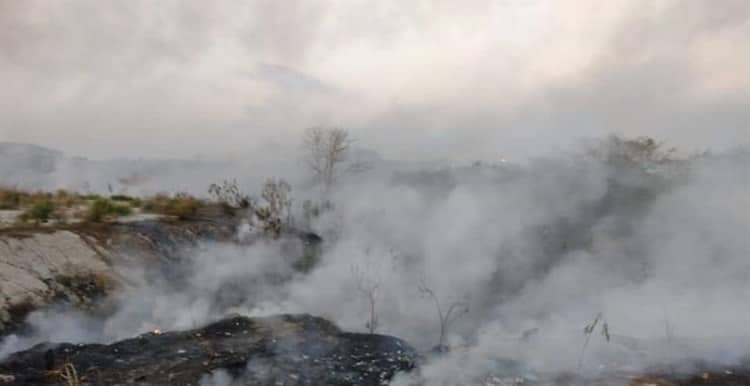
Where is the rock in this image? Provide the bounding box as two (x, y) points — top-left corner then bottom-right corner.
(0, 230), (113, 330)
(0, 314), (417, 385)
(0, 216), (238, 333)
(0, 214), (323, 336)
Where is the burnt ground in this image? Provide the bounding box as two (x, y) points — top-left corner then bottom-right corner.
(627, 370), (750, 386)
(543, 367), (750, 386)
(0, 314), (417, 386)
(2, 313), (749, 386)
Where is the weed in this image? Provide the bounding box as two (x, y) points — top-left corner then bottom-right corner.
(142, 193), (201, 219)
(86, 198), (132, 222)
(59, 362), (80, 386)
(18, 199), (56, 223)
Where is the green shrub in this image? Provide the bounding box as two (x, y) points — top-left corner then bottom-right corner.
(110, 194), (135, 202)
(18, 199), (56, 223)
(86, 198), (132, 222)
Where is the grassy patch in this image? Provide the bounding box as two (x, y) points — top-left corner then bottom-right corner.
(85, 198), (132, 222)
(110, 194), (136, 202)
(142, 193), (202, 219)
(17, 198), (56, 223)
(0, 188), (23, 210)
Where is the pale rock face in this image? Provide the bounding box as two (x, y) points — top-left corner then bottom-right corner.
(0, 215), (240, 332)
(0, 231), (113, 329)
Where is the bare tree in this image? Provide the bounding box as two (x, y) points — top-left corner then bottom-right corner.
(302, 127), (354, 188)
(351, 264), (380, 334)
(418, 278), (469, 349)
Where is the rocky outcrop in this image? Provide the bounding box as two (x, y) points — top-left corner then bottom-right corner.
(0, 230), (112, 331)
(0, 314), (417, 386)
(0, 217), (238, 332)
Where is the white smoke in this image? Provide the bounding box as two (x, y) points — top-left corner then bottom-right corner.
(1, 141), (749, 385)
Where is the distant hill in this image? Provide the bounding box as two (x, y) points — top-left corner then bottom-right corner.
(0, 142), (301, 196)
(0, 142), (66, 175)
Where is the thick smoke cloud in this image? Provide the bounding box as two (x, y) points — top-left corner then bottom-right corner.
(1, 0), (748, 161)
(1, 1), (749, 384)
(2, 144), (749, 384)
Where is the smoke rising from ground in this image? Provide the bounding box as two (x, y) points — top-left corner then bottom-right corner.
(1, 1), (749, 383)
(1, 140), (748, 384)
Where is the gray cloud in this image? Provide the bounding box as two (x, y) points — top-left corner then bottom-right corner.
(0, 0), (747, 161)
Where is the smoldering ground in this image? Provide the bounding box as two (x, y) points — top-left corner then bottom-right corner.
(1, 1), (748, 384)
(1, 139), (748, 385)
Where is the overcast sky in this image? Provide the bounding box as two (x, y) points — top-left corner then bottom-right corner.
(1, 0), (748, 161)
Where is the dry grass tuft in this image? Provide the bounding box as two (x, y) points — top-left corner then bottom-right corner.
(142, 193), (202, 219)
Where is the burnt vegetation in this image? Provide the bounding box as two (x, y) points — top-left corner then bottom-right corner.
(0, 134), (747, 386)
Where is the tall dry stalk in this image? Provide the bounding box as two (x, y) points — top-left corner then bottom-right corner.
(59, 362), (80, 386)
(577, 312), (610, 373)
(663, 304), (676, 375)
(418, 278), (469, 349)
(351, 264), (380, 334)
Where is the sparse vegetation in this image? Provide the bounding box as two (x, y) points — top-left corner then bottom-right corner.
(586, 135), (678, 169)
(164, 193), (202, 219)
(58, 362), (81, 386)
(17, 198), (56, 223)
(110, 194), (136, 202)
(251, 178), (293, 238)
(208, 179), (251, 210)
(577, 312), (610, 372)
(0, 187), (24, 209)
(302, 200), (321, 225)
(142, 193), (201, 219)
(208, 178), (295, 238)
(0, 188), (62, 210)
(0, 187), (215, 228)
(418, 278), (469, 350)
(54, 189), (79, 208)
(352, 264), (380, 334)
(86, 198), (132, 222)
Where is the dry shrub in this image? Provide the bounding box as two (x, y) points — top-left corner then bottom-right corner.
(58, 362), (80, 386)
(208, 179), (251, 210)
(54, 190), (79, 208)
(586, 135), (677, 168)
(0, 187), (25, 210)
(251, 178), (293, 238)
(142, 193), (202, 219)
